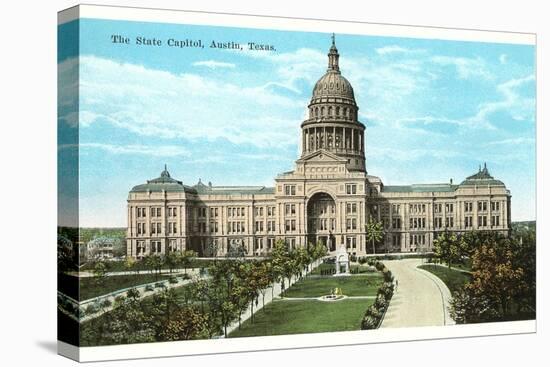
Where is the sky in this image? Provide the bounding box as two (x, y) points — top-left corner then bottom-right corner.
(58, 18), (536, 227)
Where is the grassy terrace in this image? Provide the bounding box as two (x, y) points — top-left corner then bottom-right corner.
(59, 273), (173, 301)
(418, 265), (472, 293)
(229, 272), (383, 337)
(80, 259), (218, 272)
(284, 273), (383, 298)
(229, 298), (375, 337)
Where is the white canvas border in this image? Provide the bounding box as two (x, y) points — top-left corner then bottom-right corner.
(58, 4), (535, 45)
(59, 320), (535, 362)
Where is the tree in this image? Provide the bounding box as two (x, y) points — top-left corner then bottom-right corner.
(164, 251), (178, 273)
(162, 307), (210, 341)
(449, 233), (533, 323)
(93, 261), (107, 286)
(365, 218), (384, 254)
(256, 261), (273, 310)
(270, 240), (288, 298)
(433, 230), (461, 268)
(124, 257), (136, 274)
(179, 250), (197, 274)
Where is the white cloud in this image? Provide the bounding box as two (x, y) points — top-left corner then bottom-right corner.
(375, 45), (425, 55)
(487, 137), (535, 146)
(369, 146), (464, 162)
(431, 55), (492, 80)
(469, 74), (535, 127)
(193, 60), (236, 69)
(72, 55), (303, 148)
(60, 143), (191, 157)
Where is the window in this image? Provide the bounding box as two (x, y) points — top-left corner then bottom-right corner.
(445, 217), (454, 228)
(445, 203), (454, 213)
(478, 201), (488, 212)
(255, 221), (264, 232)
(137, 241), (145, 256)
(346, 184), (357, 195)
(434, 203), (442, 214)
(267, 206), (275, 216)
(465, 216), (473, 228)
(286, 237), (296, 249)
(346, 218), (357, 230)
(491, 215), (500, 227)
(435, 217), (443, 229)
(284, 185), (296, 196)
(392, 204), (401, 215)
(267, 238), (275, 249)
(255, 238), (263, 251)
(346, 236), (357, 249)
(491, 202), (501, 211)
(168, 222), (177, 234)
(392, 217), (401, 229)
(151, 241), (161, 254)
(464, 202), (473, 213)
(478, 215), (488, 227)
(346, 203), (357, 214)
(285, 204), (296, 216)
(285, 220), (296, 232)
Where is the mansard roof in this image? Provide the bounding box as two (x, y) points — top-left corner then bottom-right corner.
(130, 166), (196, 193)
(460, 163), (505, 187)
(382, 183), (458, 193)
(193, 182), (275, 195)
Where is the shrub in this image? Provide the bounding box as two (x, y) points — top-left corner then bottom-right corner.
(382, 269), (394, 282)
(85, 304), (99, 315)
(169, 276), (178, 284)
(127, 288), (140, 299)
(145, 284), (154, 292)
(155, 282), (166, 288)
(358, 257), (368, 265)
(361, 315), (378, 329)
(100, 299), (112, 308)
(114, 295), (126, 304)
(374, 262), (384, 271)
(180, 273), (191, 280)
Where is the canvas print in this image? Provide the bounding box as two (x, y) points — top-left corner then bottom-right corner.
(57, 5), (536, 361)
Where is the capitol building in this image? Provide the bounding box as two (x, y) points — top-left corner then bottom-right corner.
(126, 38), (512, 258)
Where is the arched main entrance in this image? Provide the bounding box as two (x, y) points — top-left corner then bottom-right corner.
(307, 192), (337, 251)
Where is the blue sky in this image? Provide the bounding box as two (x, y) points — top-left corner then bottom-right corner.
(58, 19), (536, 227)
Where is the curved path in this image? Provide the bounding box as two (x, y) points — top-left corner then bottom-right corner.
(380, 259), (455, 328)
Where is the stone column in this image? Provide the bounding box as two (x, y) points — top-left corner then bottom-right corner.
(335, 260), (340, 274)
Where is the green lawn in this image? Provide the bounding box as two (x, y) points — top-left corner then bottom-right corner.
(229, 298), (374, 337)
(418, 265), (472, 293)
(283, 273), (383, 298)
(78, 274), (172, 300)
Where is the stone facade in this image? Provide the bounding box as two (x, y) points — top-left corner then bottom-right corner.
(126, 38), (511, 259)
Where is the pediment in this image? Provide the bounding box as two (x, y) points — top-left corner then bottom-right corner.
(297, 150), (347, 164)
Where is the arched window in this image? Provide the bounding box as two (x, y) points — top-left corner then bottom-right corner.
(315, 107), (319, 117)
(321, 107), (325, 116)
(336, 106), (340, 116)
(328, 106), (332, 116)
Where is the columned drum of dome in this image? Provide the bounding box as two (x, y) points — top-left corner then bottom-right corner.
(301, 36), (366, 172)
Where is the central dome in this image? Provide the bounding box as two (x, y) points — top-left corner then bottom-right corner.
(312, 72), (355, 100)
(310, 36), (356, 103)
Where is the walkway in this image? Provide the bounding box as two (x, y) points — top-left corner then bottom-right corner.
(380, 259), (455, 328)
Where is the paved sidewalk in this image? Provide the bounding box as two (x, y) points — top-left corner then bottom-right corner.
(380, 259), (455, 328)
